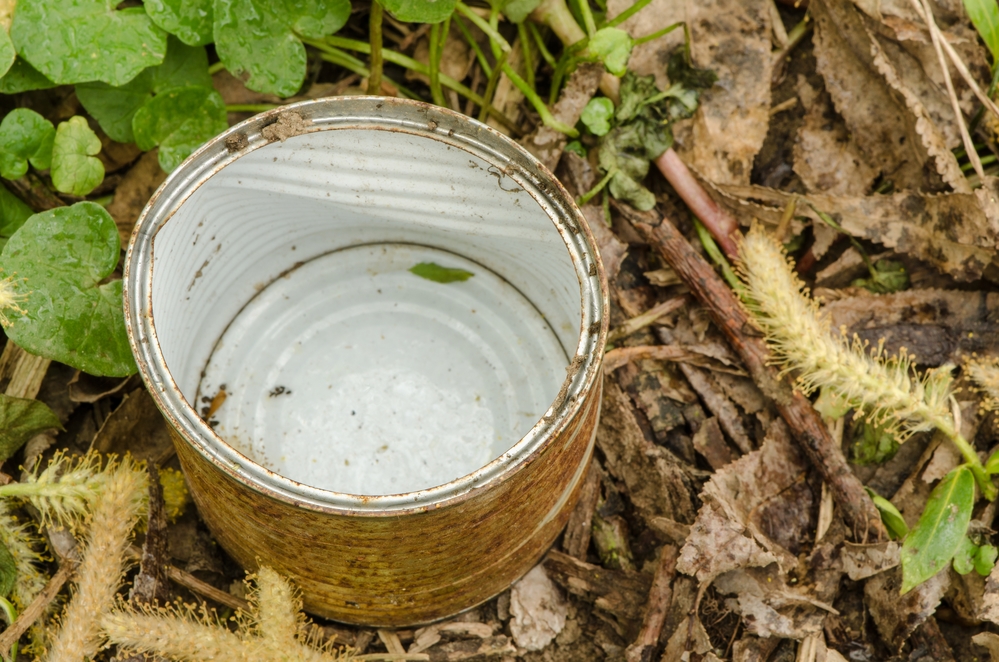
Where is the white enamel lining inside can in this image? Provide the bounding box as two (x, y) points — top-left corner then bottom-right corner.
(125, 97), (607, 510)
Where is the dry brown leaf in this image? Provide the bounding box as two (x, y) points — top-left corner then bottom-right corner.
(839, 541), (901, 580)
(709, 182), (999, 281)
(508, 565), (567, 652)
(973, 632), (999, 661)
(597, 377), (698, 525)
(714, 566), (828, 639)
(793, 76), (878, 196)
(608, 0), (772, 185)
(864, 565), (949, 650)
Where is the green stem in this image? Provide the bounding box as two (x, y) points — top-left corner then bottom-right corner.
(314, 47), (422, 99)
(604, 0), (653, 28)
(477, 51), (509, 122)
(315, 36), (522, 134)
(527, 22), (557, 66)
(455, 2), (511, 53)
(0, 596), (17, 662)
(367, 1), (384, 95)
(633, 21), (682, 46)
(518, 22), (536, 90)
(934, 417), (996, 500)
(501, 62), (578, 136)
(601, 187), (611, 226)
(207, 61), (225, 75)
(577, 166), (617, 205)
(575, 0), (597, 36)
(454, 14), (493, 77)
(226, 104), (280, 113)
(429, 22), (446, 106)
(694, 218), (744, 294)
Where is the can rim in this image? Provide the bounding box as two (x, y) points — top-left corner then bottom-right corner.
(124, 96), (609, 515)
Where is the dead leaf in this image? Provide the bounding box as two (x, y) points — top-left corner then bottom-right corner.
(597, 377), (698, 525)
(509, 564), (567, 651)
(714, 566), (829, 639)
(708, 182), (999, 281)
(90, 388), (174, 463)
(840, 541), (901, 580)
(864, 565), (949, 650)
(608, 0), (773, 185)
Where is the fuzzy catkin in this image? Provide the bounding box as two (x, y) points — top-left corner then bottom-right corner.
(0, 501), (46, 609)
(101, 610), (259, 662)
(253, 567), (304, 653)
(45, 462), (147, 662)
(967, 357), (999, 411)
(738, 226), (952, 436)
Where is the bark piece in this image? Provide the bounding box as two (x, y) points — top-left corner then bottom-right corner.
(562, 460), (603, 560)
(543, 550), (650, 635)
(691, 417), (734, 470)
(509, 564), (567, 651)
(863, 565), (949, 651)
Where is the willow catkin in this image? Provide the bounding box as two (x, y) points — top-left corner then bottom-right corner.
(967, 357), (999, 411)
(737, 225), (954, 437)
(45, 461), (147, 662)
(101, 609), (260, 662)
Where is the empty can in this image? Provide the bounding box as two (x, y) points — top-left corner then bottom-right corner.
(124, 96), (608, 626)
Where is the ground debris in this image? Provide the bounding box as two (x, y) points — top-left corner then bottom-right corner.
(509, 565), (568, 652)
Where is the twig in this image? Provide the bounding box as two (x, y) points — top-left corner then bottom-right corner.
(604, 346), (727, 373)
(377, 629), (406, 655)
(654, 150), (740, 258)
(607, 296), (687, 344)
(624, 545), (678, 662)
(0, 560), (75, 659)
(126, 545), (252, 613)
(632, 216), (888, 543)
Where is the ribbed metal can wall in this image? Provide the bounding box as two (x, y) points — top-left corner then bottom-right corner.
(125, 97), (608, 626)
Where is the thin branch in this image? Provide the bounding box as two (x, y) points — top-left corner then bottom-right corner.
(367, 1), (384, 95)
(0, 560), (76, 659)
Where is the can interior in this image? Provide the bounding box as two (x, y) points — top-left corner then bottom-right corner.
(149, 126), (582, 495)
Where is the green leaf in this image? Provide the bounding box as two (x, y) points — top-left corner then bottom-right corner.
(0, 393), (61, 464)
(964, 0), (999, 63)
(0, 539), (15, 599)
(900, 465), (974, 594)
(851, 419), (900, 466)
(145, 0), (215, 46)
(502, 0), (541, 23)
(0, 58), (56, 95)
(616, 72), (661, 123)
(409, 262), (474, 283)
(0, 109), (56, 180)
(666, 49), (718, 90)
(588, 27), (633, 77)
(51, 117), (104, 197)
(132, 86), (228, 173)
(580, 97), (615, 137)
(0, 185), (33, 248)
(1, 202), (137, 377)
(380, 0), (456, 23)
(865, 488), (909, 540)
(852, 259), (909, 294)
(987, 449), (999, 475)
(565, 140), (587, 157)
(11, 3), (167, 86)
(214, 0), (351, 97)
(953, 535), (977, 575)
(77, 37), (213, 144)
(608, 171), (655, 211)
(0, 29), (15, 81)
(976, 543), (998, 576)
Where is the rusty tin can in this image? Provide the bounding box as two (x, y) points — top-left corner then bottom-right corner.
(124, 97), (608, 626)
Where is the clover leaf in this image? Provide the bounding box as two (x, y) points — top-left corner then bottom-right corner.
(580, 97), (614, 136)
(133, 86), (227, 172)
(0, 185), (32, 251)
(77, 37), (213, 144)
(11, 2), (167, 86)
(0, 30), (14, 80)
(0, 393), (62, 463)
(0, 58), (56, 95)
(145, 0), (214, 47)
(381, 0), (457, 23)
(0, 109), (55, 180)
(589, 27), (633, 77)
(1, 202), (136, 377)
(501, 0), (542, 23)
(51, 117), (104, 196)
(214, 0), (351, 97)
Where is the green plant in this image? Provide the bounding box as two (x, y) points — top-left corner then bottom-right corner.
(737, 225), (997, 592)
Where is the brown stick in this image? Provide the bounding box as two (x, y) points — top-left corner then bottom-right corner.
(0, 559), (76, 657)
(624, 545), (678, 662)
(632, 217), (887, 543)
(653, 150), (739, 258)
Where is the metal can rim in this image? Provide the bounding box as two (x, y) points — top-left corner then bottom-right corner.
(124, 96), (609, 515)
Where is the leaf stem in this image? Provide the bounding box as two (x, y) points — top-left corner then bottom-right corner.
(225, 104), (280, 113)
(207, 62), (225, 76)
(455, 2), (511, 53)
(367, 1), (384, 95)
(518, 22), (536, 90)
(0, 596), (17, 662)
(932, 415), (996, 500)
(633, 21), (683, 46)
(453, 14), (493, 77)
(429, 23), (446, 106)
(527, 22), (557, 66)
(477, 51), (509, 122)
(575, 0), (597, 36)
(501, 62), (578, 136)
(604, 0), (653, 28)
(313, 45), (422, 99)
(694, 218), (743, 294)
(313, 36), (522, 134)
(577, 166), (617, 205)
